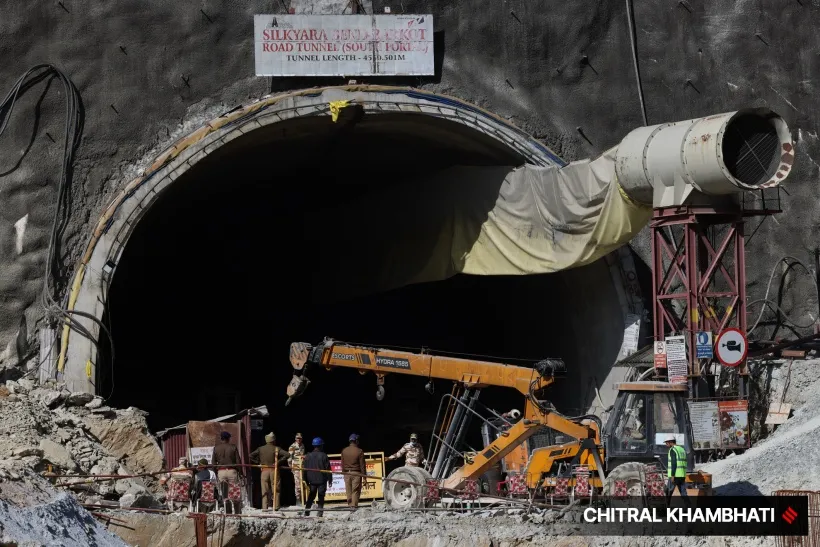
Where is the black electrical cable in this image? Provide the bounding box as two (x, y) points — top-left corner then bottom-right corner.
(0, 65), (114, 380)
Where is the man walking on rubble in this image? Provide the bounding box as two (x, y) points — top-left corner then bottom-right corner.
(341, 433), (367, 509)
(250, 432), (289, 510)
(212, 431), (240, 506)
(387, 433), (426, 468)
(302, 437), (332, 517)
(288, 432), (306, 507)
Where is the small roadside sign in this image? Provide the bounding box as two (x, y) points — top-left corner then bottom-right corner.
(654, 341), (667, 369)
(665, 335), (688, 384)
(715, 328), (747, 367)
(696, 331), (713, 359)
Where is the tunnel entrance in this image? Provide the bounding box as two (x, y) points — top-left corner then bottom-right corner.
(98, 109), (581, 452)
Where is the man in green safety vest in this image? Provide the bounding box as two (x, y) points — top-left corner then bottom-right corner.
(664, 436), (691, 507)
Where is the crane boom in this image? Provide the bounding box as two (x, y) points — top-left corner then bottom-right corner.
(288, 338), (562, 399)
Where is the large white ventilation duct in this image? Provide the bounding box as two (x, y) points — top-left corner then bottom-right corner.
(304, 109), (794, 300)
(613, 108), (793, 207)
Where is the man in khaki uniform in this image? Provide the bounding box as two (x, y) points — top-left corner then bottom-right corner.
(288, 433), (306, 506)
(250, 432), (289, 510)
(387, 433), (426, 467)
(341, 433), (366, 508)
(211, 431), (239, 503)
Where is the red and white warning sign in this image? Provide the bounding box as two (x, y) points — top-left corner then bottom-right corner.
(653, 341), (667, 369)
(715, 328), (747, 367)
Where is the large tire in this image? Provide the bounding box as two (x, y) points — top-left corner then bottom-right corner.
(384, 466), (431, 511)
(602, 462), (650, 497)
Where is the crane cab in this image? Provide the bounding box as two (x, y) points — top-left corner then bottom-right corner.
(603, 381), (711, 495)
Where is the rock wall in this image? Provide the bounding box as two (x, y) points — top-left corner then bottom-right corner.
(1, 0), (819, 354)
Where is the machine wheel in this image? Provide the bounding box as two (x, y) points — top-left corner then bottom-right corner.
(384, 466), (432, 510)
(602, 462), (650, 497)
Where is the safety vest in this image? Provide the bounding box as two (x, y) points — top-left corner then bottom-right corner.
(668, 445), (687, 478)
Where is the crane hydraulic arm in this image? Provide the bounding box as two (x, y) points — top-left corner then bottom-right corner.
(288, 338), (558, 400)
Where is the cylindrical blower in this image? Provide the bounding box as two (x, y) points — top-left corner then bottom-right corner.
(614, 108), (794, 207)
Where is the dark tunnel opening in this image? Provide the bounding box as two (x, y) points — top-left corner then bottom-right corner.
(97, 111), (632, 502)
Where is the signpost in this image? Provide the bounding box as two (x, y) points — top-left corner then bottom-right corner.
(653, 341), (667, 369)
(695, 331), (713, 359)
(715, 328), (747, 367)
(254, 14), (435, 76)
(664, 335), (688, 384)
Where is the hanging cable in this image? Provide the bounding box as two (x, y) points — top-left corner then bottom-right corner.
(625, 0), (648, 126)
(747, 256), (820, 336)
(0, 65), (114, 378)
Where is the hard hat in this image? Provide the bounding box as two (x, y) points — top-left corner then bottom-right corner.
(220, 431), (231, 440)
(312, 437), (323, 447)
(409, 433), (418, 441)
(265, 432), (275, 443)
(295, 433), (303, 440)
(665, 436), (677, 443)
(349, 433), (360, 442)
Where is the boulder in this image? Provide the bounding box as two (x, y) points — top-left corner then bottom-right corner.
(39, 439), (78, 472)
(85, 397), (104, 410)
(119, 484), (157, 508)
(64, 392), (94, 406)
(83, 413), (163, 479)
(40, 390), (66, 409)
(16, 379), (35, 393)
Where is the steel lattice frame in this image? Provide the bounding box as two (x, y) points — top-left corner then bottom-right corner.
(651, 206), (750, 399)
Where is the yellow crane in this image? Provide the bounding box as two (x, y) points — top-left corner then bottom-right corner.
(286, 338), (711, 508)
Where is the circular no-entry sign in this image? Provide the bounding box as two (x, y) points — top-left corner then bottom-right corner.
(715, 328), (748, 367)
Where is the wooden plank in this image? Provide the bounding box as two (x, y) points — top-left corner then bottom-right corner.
(765, 403), (792, 425)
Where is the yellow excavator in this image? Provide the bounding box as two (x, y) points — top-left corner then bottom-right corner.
(286, 338), (711, 509)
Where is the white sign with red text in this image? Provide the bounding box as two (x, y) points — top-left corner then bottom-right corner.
(254, 14), (435, 76)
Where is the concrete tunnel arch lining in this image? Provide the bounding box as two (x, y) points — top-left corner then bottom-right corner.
(57, 85), (638, 397)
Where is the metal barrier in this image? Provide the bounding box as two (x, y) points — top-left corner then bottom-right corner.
(775, 490), (820, 547)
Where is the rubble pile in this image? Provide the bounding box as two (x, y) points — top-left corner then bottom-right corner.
(0, 378), (164, 511)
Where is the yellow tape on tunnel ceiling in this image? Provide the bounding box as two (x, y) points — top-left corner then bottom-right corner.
(328, 100), (351, 122)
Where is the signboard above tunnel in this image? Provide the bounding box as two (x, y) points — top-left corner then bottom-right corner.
(254, 14), (435, 76)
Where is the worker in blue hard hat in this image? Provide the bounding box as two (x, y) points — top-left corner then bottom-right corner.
(341, 433), (366, 508)
(302, 437), (332, 517)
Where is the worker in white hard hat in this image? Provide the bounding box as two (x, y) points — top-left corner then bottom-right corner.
(387, 433), (426, 468)
(664, 436), (691, 508)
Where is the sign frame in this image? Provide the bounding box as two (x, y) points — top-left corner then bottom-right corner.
(321, 451), (385, 503)
(715, 328), (748, 367)
(254, 14), (435, 77)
